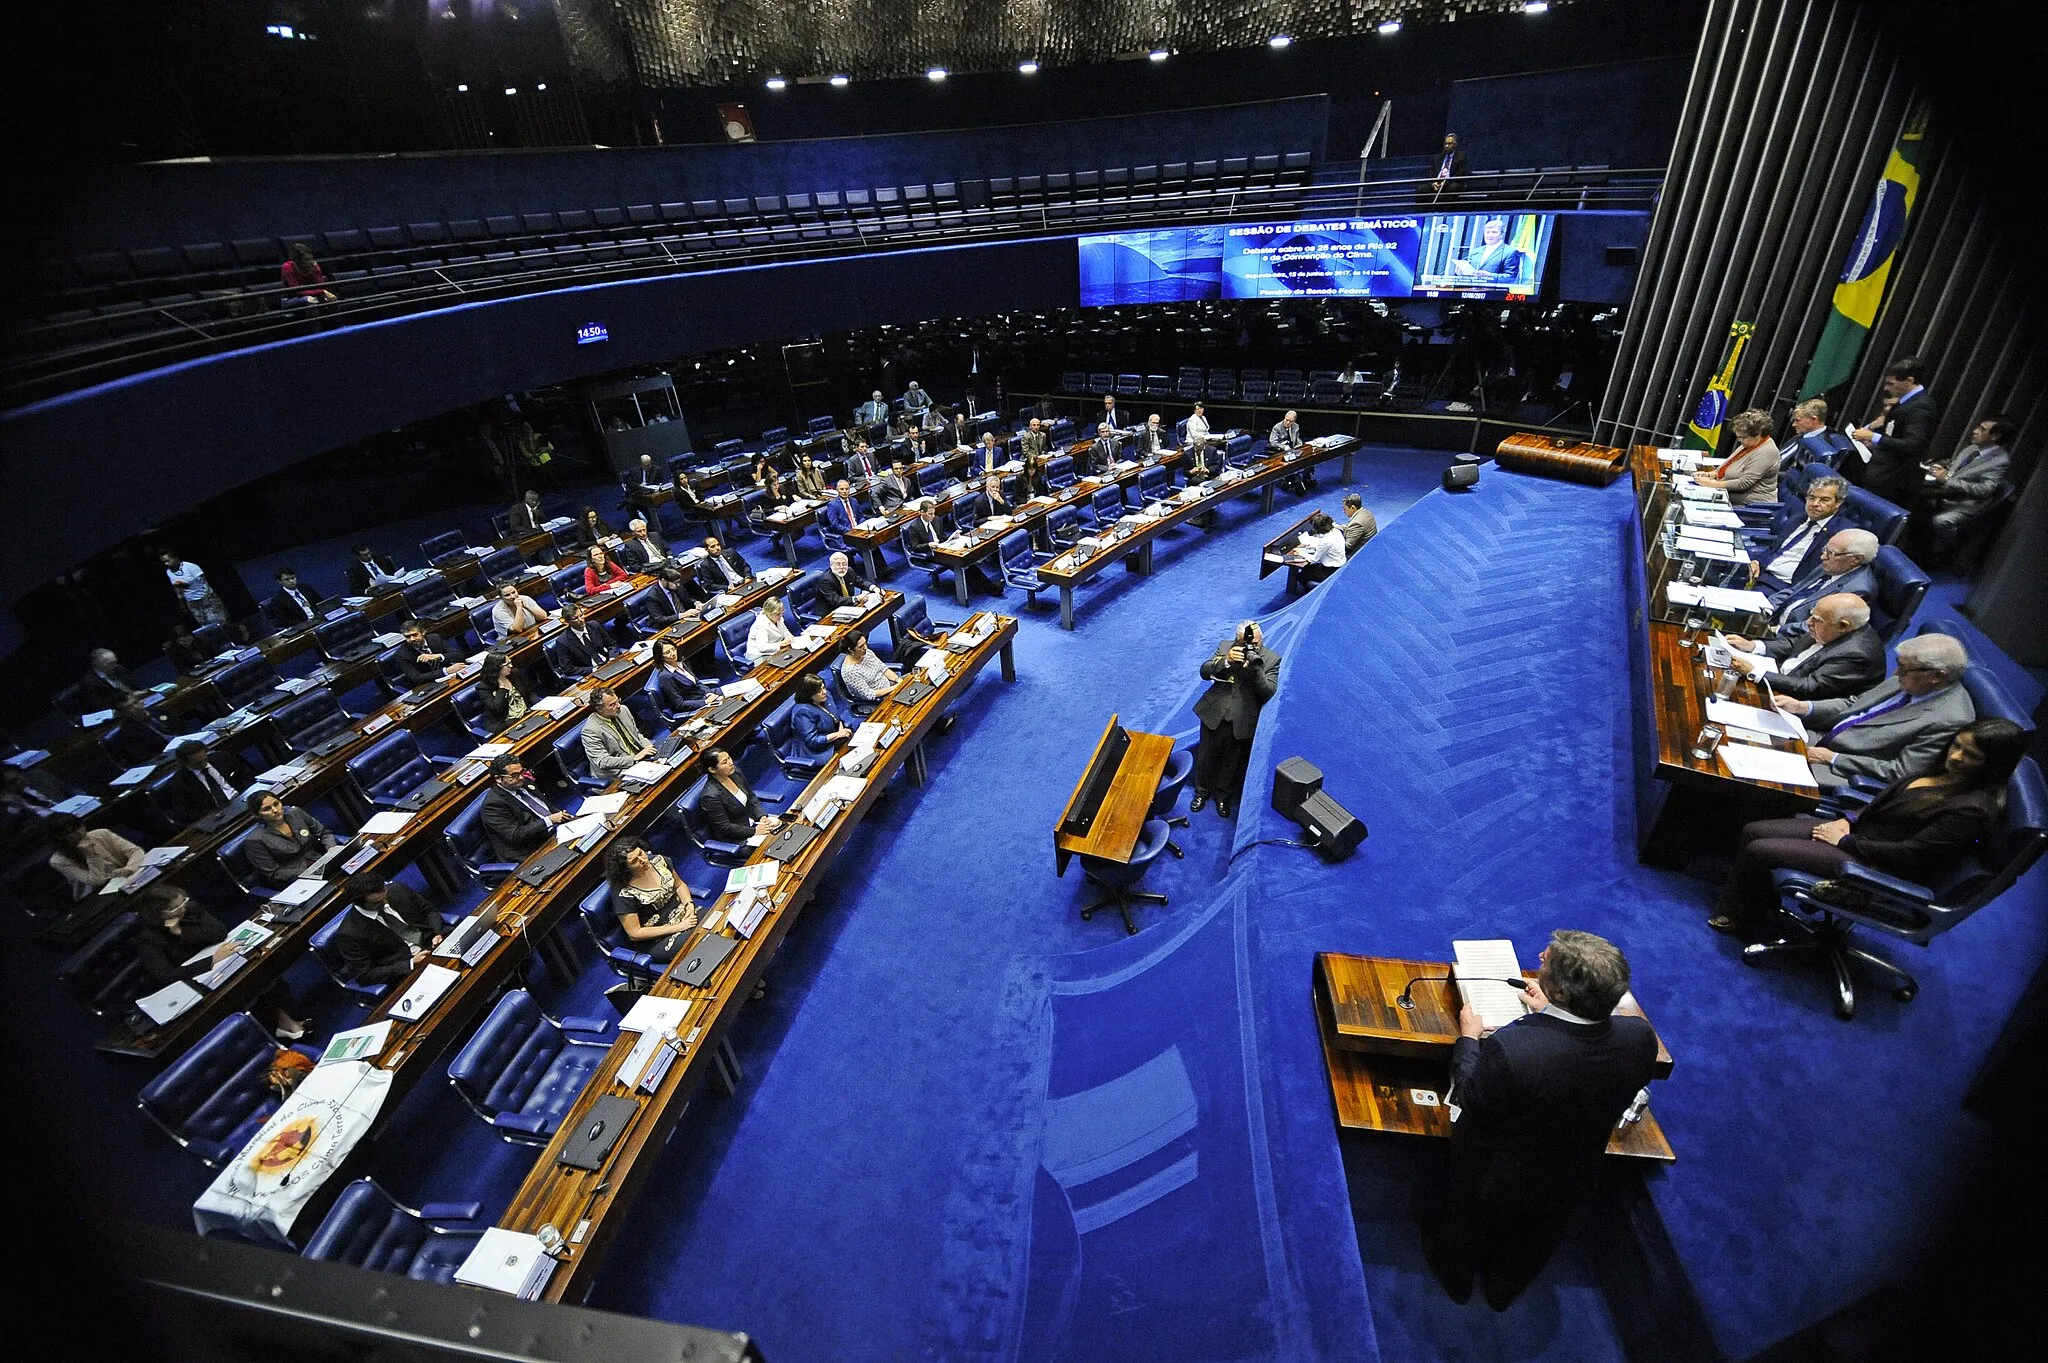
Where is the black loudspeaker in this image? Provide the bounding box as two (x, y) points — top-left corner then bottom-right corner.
(1604, 246), (1640, 267)
(1297, 790), (1368, 860)
(1272, 756), (1324, 820)
(1443, 462), (1480, 491)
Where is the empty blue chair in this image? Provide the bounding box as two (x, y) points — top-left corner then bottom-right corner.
(271, 690), (356, 753)
(419, 531), (469, 567)
(1138, 465), (1172, 502)
(402, 573), (458, 620)
(716, 616), (755, 673)
(346, 729), (445, 808)
(550, 724), (606, 790)
(1225, 433), (1257, 467)
(300, 1179), (484, 1283)
(476, 546), (526, 584)
(445, 990), (614, 1143)
(999, 531), (1054, 607)
(1045, 455), (1077, 489)
(1150, 742), (1195, 859)
(1839, 482), (1910, 545)
(57, 912), (144, 1015)
(784, 572), (822, 627)
(448, 684), (497, 742)
(1046, 505), (1085, 549)
(138, 1012), (310, 1167)
(1090, 486), (1127, 525)
(445, 791), (521, 886)
(548, 565), (586, 604)
(1868, 545), (1930, 645)
(888, 596), (954, 660)
(213, 657), (282, 710)
(1078, 819), (1172, 935)
(315, 611), (381, 663)
(467, 603), (499, 645)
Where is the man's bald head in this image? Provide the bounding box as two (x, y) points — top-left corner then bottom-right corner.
(1808, 592), (1870, 644)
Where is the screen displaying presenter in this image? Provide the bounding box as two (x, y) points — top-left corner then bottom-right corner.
(1416, 213), (1548, 296)
(1448, 217), (1530, 288)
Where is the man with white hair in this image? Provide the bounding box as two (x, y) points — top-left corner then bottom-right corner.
(816, 551), (871, 609)
(855, 390), (889, 428)
(1772, 632), (1975, 785)
(1725, 592), (1885, 701)
(1755, 528), (1879, 639)
(618, 516), (668, 570)
(901, 381), (930, 413)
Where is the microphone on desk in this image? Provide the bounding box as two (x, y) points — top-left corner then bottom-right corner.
(1395, 974), (1533, 1011)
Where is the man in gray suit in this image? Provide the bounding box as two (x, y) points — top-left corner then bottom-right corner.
(1726, 593), (1886, 701)
(1923, 416), (2013, 562)
(1753, 529), (1880, 640)
(1772, 633), (1974, 786)
(1191, 621), (1281, 818)
(579, 687), (655, 780)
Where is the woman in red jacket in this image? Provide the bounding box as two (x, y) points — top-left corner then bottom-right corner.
(583, 544), (630, 595)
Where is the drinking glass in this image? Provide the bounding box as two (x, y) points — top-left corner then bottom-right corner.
(1690, 723), (1724, 761)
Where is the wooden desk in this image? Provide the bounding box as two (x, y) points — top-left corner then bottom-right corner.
(489, 614), (1019, 1303)
(1313, 953), (1675, 1162)
(1053, 715), (1176, 876)
(1260, 512), (1319, 580)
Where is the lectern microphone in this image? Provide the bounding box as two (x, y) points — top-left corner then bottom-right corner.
(1395, 973), (1534, 1010)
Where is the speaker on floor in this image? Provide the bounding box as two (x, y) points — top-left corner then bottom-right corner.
(1444, 462), (1480, 491)
(1296, 790), (1368, 860)
(1272, 756), (1324, 821)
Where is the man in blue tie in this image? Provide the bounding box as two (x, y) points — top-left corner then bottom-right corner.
(1747, 475), (1851, 594)
(1771, 633), (1975, 786)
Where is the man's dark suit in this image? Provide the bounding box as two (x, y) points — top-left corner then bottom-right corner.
(1753, 508), (1851, 591)
(694, 548), (752, 595)
(816, 569), (871, 609)
(1193, 639), (1281, 802)
(77, 666), (140, 715)
(1134, 425), (1168, 459)
(873, 474), (912, 514)
(330, 882), (439, 987)
(1863, 391), (1937, 503)
(547, 626), (615, 678)
(899, 516), (944, 557)
(618, 530), (669, 570)
(480, 783), (554, 861)
(345, 553), (400, 597)
(1757, 623), (1887, 701)
(632, 581), (699, 630)
(508, 500), (545, 534)
(103, 718), (174, 770)
(157, 755), (254, 826)
(392, 633), (451, 687)
(263, 586), (322, 632)
(1764, 563), (1877, 638)
(1427, 1010), (1659, 1308)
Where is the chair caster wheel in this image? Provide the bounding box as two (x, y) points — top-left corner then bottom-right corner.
(1893, 985), (1918, 1003)
(1739, 944), (1764, 965)
(1079, 906), (1095, 921)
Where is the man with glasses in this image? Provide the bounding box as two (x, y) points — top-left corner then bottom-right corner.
(1754, 529), (1879, 640)
(1771, 633), (1975, 785)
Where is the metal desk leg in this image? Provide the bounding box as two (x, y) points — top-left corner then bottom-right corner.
(865, 545), (885, 582)
(779, 529), (799, 567)
(1343, 450), (1356, 483)
(1000, 637), (1016, 682)
(954, 564), (972, 607)
(1059, 584), (1075, 631)
(712, 1037), (744, 1097)
(908, 741), (928, 788)
(1262, 483), (1276, 515)
(1138, 542), (1154, 575)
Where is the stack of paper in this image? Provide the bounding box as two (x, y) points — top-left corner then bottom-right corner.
(389, 964), (460, 1021)
(361, 811), (413, 836)
(136, 980), (203, 1025)
(1452, 939), (1530, 1030)
(578, 792), (629, 817)
(530, 695), (578, 717)
(454, 1229), (556, 1299)
(1680, 503), (1745, 529)
(319, 1020), (393, 1065)
(1719, 743), (1820, 787)
(1704, 699), (1805, 741)
(723, 862), (778, 894)
(554, 812), (608, 844)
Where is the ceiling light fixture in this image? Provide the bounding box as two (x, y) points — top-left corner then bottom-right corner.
(1148, 48), (1170, 62)
(1268, 34), (1292, 48)
(1377, 20), (1402, 35)
(926, 66), (947, 81)
(1524, 1), (1550, 11)
(1018, 60), (1040, 74)
(504, 86), (517, 95)
(829, 73), (849, 86)
(765, 76), (787, 90)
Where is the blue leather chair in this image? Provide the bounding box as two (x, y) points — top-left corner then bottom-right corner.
(402, 573), (458, 621)
(766, 697), (831, 780)
(271, 690), (358, 753)
(420, 531), (469, 568)
(448, 684), (497, 742)
(446, 990), (614, 1143)
(346, 729), (448, 809)
(550, 724), (606, 791)
(315, 611), (381, 663)
(1138, 465), (1172, 502)
(1077, 819), (1173, 935)
(783, 572), (822, 627)
(138, 1012), (312, 1166)
(467, 603), (500, 645)
(300, 1179), (484, 1281)
(214, 824), (270, 896)
(676, 775), (749, 866)
(1916, 624), (2035, 730)
(1838, 482), (1909, 546)
(901, 524), (945, 583)
(309, 907), (396, 1005)
(716, 616), (755, 674)
(445, 792), (520, 887)
(950, 494), (988, 535)
(1090, 486), (1127, 526)
(56, 912), (144, 1015)
(475, 546), (526, 584)
(548, 565), (586, 605)
(888, 596), (955, 661)
(1046, 506), (1085, 549)
(1149, 743), (1195, 859)
(999, 531), (1054, 607)
(1868, 545), (1930, 645)
(1225, 433), (1257, 467)
(213, 658), (282, 710)
(1044, 455), (1077, 490)
(1750, 758), (2048, 1019)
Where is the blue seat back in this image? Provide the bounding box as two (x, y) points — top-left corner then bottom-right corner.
(1091, 487), (1126, 522)
(1045, 455), (1076, 488)
(137, 1012), (283, 1163)
(951, 494), (987, 533)
(550, 725), (596, 788)
(468, 603), (498, 643)
(420, 530), (467, 565)
(1868, 546), (1929, 644)
(450, 683), (492, 738)
(302, 1180), (429, 1272)
(1139, 466), (1171, 501)
(402, 573), (457, 619)
(476, 546), (525, 584)
(214, 658), (281, 709)
(999, 531), (1036, 573)
(718, 616), (754, 665)
(1226, 433), (1256, 465)
(447, 990), (557, 1115)
(1047, 506), (1081, 542)
(56, 912), (143, 1013)
(1838, 483), (1909, 546)
(315, 611), (377, 661)
(548, 565), (585, 604)
(347, 729), (433, 805)
(272, 690), (350, 750)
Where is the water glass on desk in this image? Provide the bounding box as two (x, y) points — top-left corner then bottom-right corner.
(1690, 723), (1724, 761)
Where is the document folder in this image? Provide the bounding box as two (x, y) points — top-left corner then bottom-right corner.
(556, 1094), (639, 1171)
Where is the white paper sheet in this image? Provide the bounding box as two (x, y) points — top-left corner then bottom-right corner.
(1718, 741), (1821, 787)
(1704, 698), (1806, 741)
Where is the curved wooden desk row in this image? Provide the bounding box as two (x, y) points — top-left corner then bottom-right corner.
(1493, 432), (1630, 486)
(483, 616), (1021, 1304)
(94, 568), (818, 1061)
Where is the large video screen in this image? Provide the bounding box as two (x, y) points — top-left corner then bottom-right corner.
(1079, 212), (1555, 306)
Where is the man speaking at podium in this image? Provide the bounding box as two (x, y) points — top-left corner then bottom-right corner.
(1422, 930), (1658, 1309)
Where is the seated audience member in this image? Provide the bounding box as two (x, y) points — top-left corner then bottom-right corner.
(508, 489), (546, 534)
(1710, 719), (2027, 936)
(480, 756), (567, 860)
(618, 518), (669, 570)
(575, 506), (612, 548)
(645, 639), (708, 719)
(838, 632), (901, 708)
(583, 544), (631, 596)
(1691, 408), (1779, 505)
(580, 687), (655, 779)
(1756, 529), (1879, 638)
(975, 432), (1005, 479)
(331, 873), (444, 986)
(696, 536), (752, 595)
(899, 505), (946, 559)
(242, 791), (338, 888)
(134, 885), (309, 1038)
(604, 836), (698, 961)
(1021, 449), (1053, 497)
(263, 568), (323, 632)
(874, 460), (914, 514)
(753, 452), (787, 508)
(392, 619), (452, 687)
(786, 676), (852, 762)
(823, 480), (861, 535)
(103, 694), (177, 769)
(47, 814), (146, 899)
(745, 597), (796, 664)
(639, 566), (701, 629)
(1772, 633), (1975, 786)
(700, 747), (780, 844)
(158, 740), (251, 825)
(902, 381), (931, 413)
(476, 650), (529, 731)
(855, 390), (889, 428)
(165, 626), (213, 673)
(793, 451), (829, 500)
(1090, 422), (1124, 472)
(1921, 416), (2014, 563)
(1748, 475), (1850, 593)
(817, 551), (871, 609)
(549, 600), (615, 678)
(843, 439), (880, 482)
(1283, 511), (1348, 592)
(1419, 928), (1657, 1310)
(78, 647), (141, 714)
(982, 473), (1014, 515)
(281, 242), (338, 304)
(1341, 494), (1380, 555)
(1136, 414), (1169, 460)
(1725, 593), (1886, 701)
(347, 543), (403, 595)
(1777, 398), (1854, 471)
(946, 410), (973, 451)
(491, 580), (548, 640)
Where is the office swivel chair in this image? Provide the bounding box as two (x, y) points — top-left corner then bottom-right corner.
(1148, 739), (1196, 859)
(1077, 819), (1173, 936)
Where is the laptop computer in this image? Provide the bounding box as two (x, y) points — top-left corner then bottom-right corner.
(675, 932), (738, 987)
(517, 842), (581, 887)
(556, 1094), (639, 1171)
(593, 655), (637, 682)
(764, 821), (821, 863)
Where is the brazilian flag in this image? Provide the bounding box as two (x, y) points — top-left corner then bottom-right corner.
(1799, 102), (1928, 399)
(1681, 320), (1754, 451)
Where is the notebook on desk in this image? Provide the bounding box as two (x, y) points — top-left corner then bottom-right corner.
(675, 932), (738, 987)
(763, 821), (820, 863)
(557, 1094), (639, 1171)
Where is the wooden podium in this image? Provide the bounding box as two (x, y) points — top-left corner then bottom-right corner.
(1314, 952), (1676, 1161)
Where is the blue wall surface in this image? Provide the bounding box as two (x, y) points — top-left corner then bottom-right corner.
(1447, 58), (1688, 171)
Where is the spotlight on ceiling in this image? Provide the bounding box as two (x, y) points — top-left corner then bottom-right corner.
(1148, 48), (1170, 62)
(926, 66), (947, 81)
(1018, 59), (1040, 74)
(456, 83), (468, 92)
(536, 83), (546, 91)
(829, 73), (849, 86)
(765, 76), (787, 90)
(1524, 1), (1550, 11)
(1377, 20), (1403, 35)
(1268, 34), (1292, 48)
(504, 87), (517, 95)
